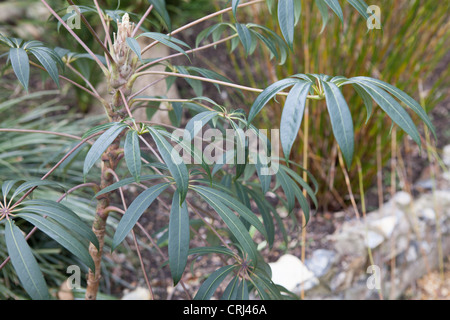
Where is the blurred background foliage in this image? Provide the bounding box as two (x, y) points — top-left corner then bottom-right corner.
(214, 0), (449, 211)
(0, 0), (212, 112)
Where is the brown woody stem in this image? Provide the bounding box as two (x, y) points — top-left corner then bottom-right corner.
(85, 133), (122, 300)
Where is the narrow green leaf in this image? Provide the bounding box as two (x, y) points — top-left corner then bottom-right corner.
(147, 127), (189, 203)
(276, 169), (296, 213)
(195, 23), (230, 47)
(351, 76), (436, 138)
(221, 276), (240, 300)
(194, 185), (267, 239)
(187, 67), (233, 93)
(95, 174), (167, 197)
(9, 48), (30, 91)
(280, 165), (318, 209)
(1, 180), (20, 200)
(346, 0), (370, 20)
(290, 180), (311, 226)
(184, 111), (218, 141)
(236, 279), (249, 300)
(255, 155), (271, 194)
(168, 191), (190, 285)
(147, 0), (172, 31)
(82, 122), (116, 139)
(21, 204), (99, 249)
(352, 83), (373, 123)
(188, 246), (236, 258)
(138, 32), (189, 57)
(124, 130), (142, 183)
(248, 78), (300, 123)
(31, 46), (64, 70)
(29, 48), (60, 87)
(323, 81), (354, 167)
(294, 0), (302, 25)
(280, 81), (312, 160)
(352, 81), (422, 146)
(112, 182), (170, 250)
(10, 180), (61, 202)
(169, 102), (183, 127)
(5, 219), (49, 300)
(194, 187), (258, 262)
(194, 265), (236, 300)
(232, 0), (241, 19)
(323, 0), (344, 23)
(247, 24), (289, 64)
(246, 188), (275, 247)
(277, 0), (295, 49)
(249, 274), (271, 300)
(17, 213), (95, 271)
(175, 65), (203, 96)
(235, 23), (253, 55)
(250, 30), (279, 62)
(83, 123), (127, 177)
(126, 37), (142, 62)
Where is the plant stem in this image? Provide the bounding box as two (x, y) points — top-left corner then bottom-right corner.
(136, 35), (238, 72)
(127, 76), (168, 101)
(29, 61), (102, 100)
(389, 128), (397, 299)
(357, 158), (384, 300)
(300, 101), (309, 300)
(140, 0), (264, 55)
(40, 0), (109, 75)
(134, 71), (322, 100)
(85, 133), (123, 300)
(66, 0), (115, 63)
(131, 4), (153, 38)
(93, 0), (114, 58)
(66, 63), (102, 98)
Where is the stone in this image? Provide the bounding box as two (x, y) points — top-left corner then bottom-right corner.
(406, 246), (418, 262)
(122, 287), (152, 300)
(443, 171), (450, 182)
(368, 216), (398, 238)
(297, 277), (320, 292)
(330, 272), (347, 292)
(305, 249), (337, 278)
(421, 208), (436, 221)
(269, 254), (317, 293)
(0, 3), (25, 23)
(365, 231), (384, 249)
(393, 191), (412, 207)
(330, 226), (367, 256)
(443, 145), (450, 167)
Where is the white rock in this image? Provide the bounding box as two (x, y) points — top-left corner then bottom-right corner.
(406, 246), (418, 262)
(421, 208), (436, 221)
(269, 254), (317, 292)
(369, 216), (398, 238)
(121, 287), (151, 300)
(305, 249), (336, 278)
(330, 272), (347, 292)
(297, 277), (320, 292)
(443, 171), (450, 182)
(365, 231), (384, 249)
(393, 191), (412, 207)
(443, 145), (450, 167)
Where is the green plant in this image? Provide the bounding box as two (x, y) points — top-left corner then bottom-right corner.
(0, 0), (436, 300)
(225, 0), (448, 209)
